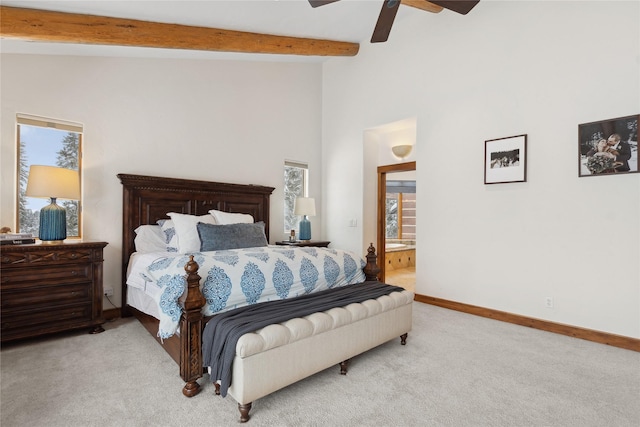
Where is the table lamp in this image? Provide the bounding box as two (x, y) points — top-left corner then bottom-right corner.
(25, 165), (80, 243)
(294, 197), (316, 241)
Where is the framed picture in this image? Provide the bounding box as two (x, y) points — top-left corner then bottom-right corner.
(484, 134), (527, 184)
(578, 114), (639, 177)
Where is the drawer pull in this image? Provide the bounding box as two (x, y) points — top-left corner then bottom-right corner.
(71, 270), (78, 275)
(70, 253), (77, 259)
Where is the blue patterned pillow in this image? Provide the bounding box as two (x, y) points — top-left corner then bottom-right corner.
(197, 222), (268, 251)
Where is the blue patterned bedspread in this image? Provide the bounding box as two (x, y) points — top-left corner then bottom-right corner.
(132, 246), (366, 338)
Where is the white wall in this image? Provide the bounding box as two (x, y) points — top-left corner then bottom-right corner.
(322, 1), (640, 337)
(1, 55), (323, 308)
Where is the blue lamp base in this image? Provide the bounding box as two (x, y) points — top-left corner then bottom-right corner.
(39, 197), (67, 243)
(299, 215), (311, 241)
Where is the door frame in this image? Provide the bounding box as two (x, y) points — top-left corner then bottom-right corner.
(377, 161), (416, 282)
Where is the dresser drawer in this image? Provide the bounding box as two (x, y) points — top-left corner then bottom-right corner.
(1, 247), (98, 267)
(1, 282), (92, 311)
(1, 263), (92, 287)
(0, 303), (93, 339)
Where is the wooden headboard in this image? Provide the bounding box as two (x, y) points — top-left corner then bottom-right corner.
(118, 173), (275, 313)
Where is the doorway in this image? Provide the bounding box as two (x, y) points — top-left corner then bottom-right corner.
(377, 161), (416, 291)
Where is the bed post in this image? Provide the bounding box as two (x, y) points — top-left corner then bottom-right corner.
(364, 243), (381, 281)
(179, 256), (206, 397)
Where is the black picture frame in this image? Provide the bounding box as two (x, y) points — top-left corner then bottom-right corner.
(578, 114), (639, 177)
(484, 134), (527, 184)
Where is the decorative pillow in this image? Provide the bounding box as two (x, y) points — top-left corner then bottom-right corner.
(208, 209), (254, 225)
(197, 222), (268, 252)
(133, 225), (167, 253)
(157, 219), (179, 252)
(167, 212), (217, 253)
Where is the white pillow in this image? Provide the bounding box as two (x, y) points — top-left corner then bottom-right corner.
(157, 219), (179, 252)
(167, 212), (217, 253)
(208, 209), (254, 225)
(134, 225), (167, 253)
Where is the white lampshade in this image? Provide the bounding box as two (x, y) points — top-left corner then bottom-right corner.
(294, 197), (316, 216)
(25, 165), (80, 200)
(391, 144), (413, 159)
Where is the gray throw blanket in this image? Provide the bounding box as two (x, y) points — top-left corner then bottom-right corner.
(202, 281), (404, 397)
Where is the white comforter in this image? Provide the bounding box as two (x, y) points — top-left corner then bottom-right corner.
(127, 246), (366, 338)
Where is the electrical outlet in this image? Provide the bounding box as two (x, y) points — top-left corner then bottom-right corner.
(545, 296), (553, 308)
(104, 288), (114, 297)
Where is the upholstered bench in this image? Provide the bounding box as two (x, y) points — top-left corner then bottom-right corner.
(214, 289), (414, 422)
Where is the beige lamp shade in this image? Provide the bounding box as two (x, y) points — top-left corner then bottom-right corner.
(392, 144), (413, 159)
(25, 165), (80, 200)
(294, 197), (316, 216)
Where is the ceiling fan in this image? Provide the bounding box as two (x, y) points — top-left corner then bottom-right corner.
(308, 0), (480, 43)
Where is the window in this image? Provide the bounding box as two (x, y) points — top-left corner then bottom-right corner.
(386, 195), (399, 238)
(283, 160), (308, 233)
(385, 180), (416, 240)
(16, 114), (83, 237)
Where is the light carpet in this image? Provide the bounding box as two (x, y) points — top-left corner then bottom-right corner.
(1, 303), (639, 427)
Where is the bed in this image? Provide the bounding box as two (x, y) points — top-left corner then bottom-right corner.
(118, 173), (413, 422)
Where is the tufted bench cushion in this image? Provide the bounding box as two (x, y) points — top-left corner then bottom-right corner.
(236, 290), (414, 358)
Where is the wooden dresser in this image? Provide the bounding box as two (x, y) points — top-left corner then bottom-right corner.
(1, 241), (108, 343)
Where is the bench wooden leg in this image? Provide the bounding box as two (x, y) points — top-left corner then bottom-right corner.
(239, 402), (252, 422)
(400, 333), (408, 345)
(339, 359), (350, 375)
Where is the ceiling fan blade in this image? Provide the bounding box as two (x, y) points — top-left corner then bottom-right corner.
(402, 0), (444, 13)
(428, 0), (480, 15)
(371, 0), (401, 43)
(308, 0), (341, 7)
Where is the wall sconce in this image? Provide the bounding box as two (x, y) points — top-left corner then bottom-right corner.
(294, 197), (316, 241)
(392, 144), (413, 159)
(25, 165), (80, 243)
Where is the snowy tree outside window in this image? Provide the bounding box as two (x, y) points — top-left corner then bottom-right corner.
(17, 115), (83, 237)
(284, 161), (308, 234)
(386, 196), (399, 239)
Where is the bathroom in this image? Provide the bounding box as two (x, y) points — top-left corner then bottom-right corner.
(384, 174), (416, 292)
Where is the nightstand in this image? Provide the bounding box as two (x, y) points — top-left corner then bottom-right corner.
(275, 240), (330, 248)
(1, 240), (108, 343)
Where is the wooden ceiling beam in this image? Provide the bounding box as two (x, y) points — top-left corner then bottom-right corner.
(0, 6), (359, 57)
(401, 1), (444, 13)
